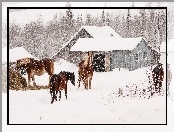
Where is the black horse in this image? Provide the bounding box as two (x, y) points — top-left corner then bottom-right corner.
(152, 63), (164, 93)
(50, 71), (75, 104)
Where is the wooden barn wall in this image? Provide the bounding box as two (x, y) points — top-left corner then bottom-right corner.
(111, 50), (131, 70)
(130, 41), (152, 70)
(111, 41), (157, 71)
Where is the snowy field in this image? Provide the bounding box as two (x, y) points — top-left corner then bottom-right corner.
(5, 59), (167, 124)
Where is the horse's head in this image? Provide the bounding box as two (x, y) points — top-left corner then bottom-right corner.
(15, 58), (31, 75)
(69, 72), (75, 86)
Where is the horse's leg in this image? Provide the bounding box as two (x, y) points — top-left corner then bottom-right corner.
(51, 91), (55, 104)
(27, 75), (31, 91)
(85, 77), (88, 90)
(48, 75), (51, 89)
(32, 75), (36, 87)
(59, 91), (61, 101)
(55, 90), (57, 101)
(83, 77), (87, 90)
(89, 75), (92, 89)
(65, 84), (67, 99)
(159, 79), (162, 93)
(78, 72), (81, 88)
(51, 93), (54, 104)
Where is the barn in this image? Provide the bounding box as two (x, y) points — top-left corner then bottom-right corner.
(52, 25), (160, 72)
(51, 26), (122, 62)
(70, 37), (160, 71)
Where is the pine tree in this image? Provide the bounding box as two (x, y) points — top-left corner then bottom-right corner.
(139, 9), (147, 37)
(101, 9), (105, 26)
(121, 14), (126, 37)
(126, 9), (131, 37)
(65, 2), (73, 29)
(105, 12), (110, 26)
(85, 13), (92, 26)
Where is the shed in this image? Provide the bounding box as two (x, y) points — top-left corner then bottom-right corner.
(51, 26), (122, 62)
(70, 37), (159, 71)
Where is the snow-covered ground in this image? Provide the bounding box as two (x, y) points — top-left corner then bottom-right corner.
(3, 60), (174, 132)
(5, 58), (167, 124)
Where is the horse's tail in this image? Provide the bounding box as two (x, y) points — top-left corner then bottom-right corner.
(50, 74), (57, 94)
(160, 68), (164, 81)
(51, 61), (54, 75)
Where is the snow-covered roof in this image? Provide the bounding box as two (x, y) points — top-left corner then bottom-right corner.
(81, 26), (122, 38)
(70, 37), (143, 51)
(52, 26), (122, 58)
(9, 47), (36, 62)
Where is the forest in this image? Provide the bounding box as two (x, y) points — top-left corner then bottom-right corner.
(7, 3), (169, 60)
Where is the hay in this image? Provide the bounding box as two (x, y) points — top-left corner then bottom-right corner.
(9, 67), (50, 91)
(9, 68), (27, 90)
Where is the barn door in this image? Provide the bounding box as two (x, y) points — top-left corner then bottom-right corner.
(93, 53), (105, 72)
(105, 52), (110, 72)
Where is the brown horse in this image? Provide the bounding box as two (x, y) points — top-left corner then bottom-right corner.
(50, 71), (75, 104)
(78, 51), (94, 90)
(152, 63), (164, 93)
(15, 58), (54, 90)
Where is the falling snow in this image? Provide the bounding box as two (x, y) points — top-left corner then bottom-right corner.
(2, 1), (174, 132)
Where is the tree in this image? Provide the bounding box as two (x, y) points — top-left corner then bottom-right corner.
(139, 9), (147, 37)
(9, 22), (23, 48)
(126, 9), (131, 37)
(85, 13), (92, 26)
(120, 14), (126, 37)
(65, 2), (73, 29)
(101, 9), (105, 26)
(105, 12), (110, 26)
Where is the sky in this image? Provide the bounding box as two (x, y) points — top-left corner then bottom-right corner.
(2, 2), (150, 24)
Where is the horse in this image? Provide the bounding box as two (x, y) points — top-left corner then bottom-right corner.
(152, 63), (164, 93)
(15, 58), (54, 90)
(78, 51), (94, 90)
(50, 71), (75, 104)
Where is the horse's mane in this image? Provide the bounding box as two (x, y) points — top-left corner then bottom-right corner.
(60, 71), (74, 80)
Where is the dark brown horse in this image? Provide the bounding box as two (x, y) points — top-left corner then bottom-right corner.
(50, 71), (75, 104)
(15, 58), (54, 90)
(152, 63), (164, 93)
(78, 51), (94, 90)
